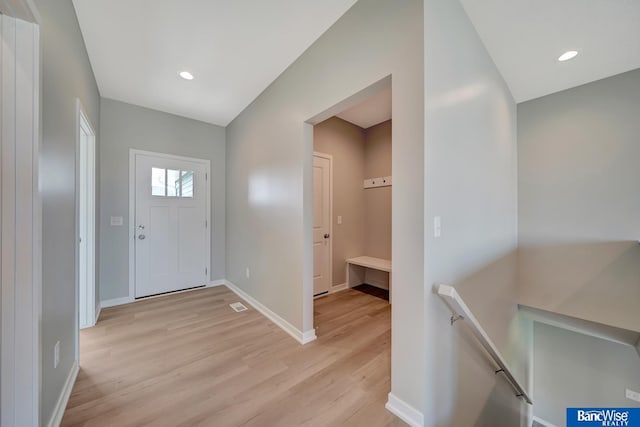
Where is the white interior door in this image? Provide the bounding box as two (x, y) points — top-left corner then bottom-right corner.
(313, 154), (331, 296)
(78, 107), (95, 329)
(134, 153), (210, 298)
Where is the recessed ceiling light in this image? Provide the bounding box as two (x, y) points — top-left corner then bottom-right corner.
(179, 71), (194, 80)
(558, 50), (578, 62)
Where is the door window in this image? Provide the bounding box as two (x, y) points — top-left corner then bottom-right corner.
(151, 167), (194, 198)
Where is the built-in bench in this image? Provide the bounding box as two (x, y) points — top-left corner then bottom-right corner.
(346, 256), (392, 302)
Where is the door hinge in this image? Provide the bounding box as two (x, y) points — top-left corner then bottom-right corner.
(205, 219), (208, 228)
(205, 267), (208, 276)
(205, 173), (208, 181)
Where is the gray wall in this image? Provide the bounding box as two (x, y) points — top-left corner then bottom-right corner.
(424, 0), (522, 425)
(363, 120), (392, 288)
(518, 69), (640, 245)
(533, 322), (640, 425)
(99, 98), (226, 301)
(227, 0), (425, 414)
(36, 0), (101, 422)
(517, 69), (640, 332)
(364, 120), (392, 259)
(313, 117), (366, 287)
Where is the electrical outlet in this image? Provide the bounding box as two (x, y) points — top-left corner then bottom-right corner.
(246, 268), (250, 279)
(337, 215), (342, 225)
(626, 388), (640, 402)
(54, 341), (60, 368)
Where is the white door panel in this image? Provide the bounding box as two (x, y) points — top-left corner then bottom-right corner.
(134, 153), (209, 298)
(313, 155), (331, 296)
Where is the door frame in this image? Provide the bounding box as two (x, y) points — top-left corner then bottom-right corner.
(312, 151), (333, 296)
(0, 6), (41, 427)
(128, 149), (211, 301)
(75, 99), (97, 335)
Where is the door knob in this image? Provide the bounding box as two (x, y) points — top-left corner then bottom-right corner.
(138, 234), (146, 240)
(324, 233), (330, 239)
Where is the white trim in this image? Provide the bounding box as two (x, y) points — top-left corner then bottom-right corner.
(532, 416), (558, 427)
(100, 296), (134, 309)
(330, 282), (348, 293)
(301, 330), (317, 344)
(1, 16), (40, 427)
(0, 0), (40, 23)
(76, 99), (97, 336)
(313, 151), (333, 298)
(45, 361), (79, 427)
(525, 318), (534, 427)
(128, 149), (211, 301)
(225, 280), (317, 345)
(385, 393), (424, 427)
(314, 283), (348, 299)
(94, 304), (102, 325)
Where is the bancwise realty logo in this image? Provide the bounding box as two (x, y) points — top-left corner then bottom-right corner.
(567, 408), (640, 427)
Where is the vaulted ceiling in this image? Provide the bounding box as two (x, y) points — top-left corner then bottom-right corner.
(460, 0), (640, 102)
(72, 0), (357, 126)
(73, 0), (640, 127)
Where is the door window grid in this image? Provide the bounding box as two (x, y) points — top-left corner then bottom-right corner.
(151, 167), (194, 197)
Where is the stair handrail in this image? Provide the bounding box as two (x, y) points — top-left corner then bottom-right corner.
(437, 284), (532, 404)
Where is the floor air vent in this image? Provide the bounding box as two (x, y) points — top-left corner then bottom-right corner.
(230, 302), (248, 312)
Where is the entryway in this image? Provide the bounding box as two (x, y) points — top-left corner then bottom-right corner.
(129, 150), (211, 298)
(311, 82), (393, 308)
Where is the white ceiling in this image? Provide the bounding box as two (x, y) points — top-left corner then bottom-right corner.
(337, 87), (391, 129)
(460, 0), (640, 103)
(72, 0), (357, 126)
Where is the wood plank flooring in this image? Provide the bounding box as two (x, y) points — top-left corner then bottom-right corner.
(62, 286), (405, 427)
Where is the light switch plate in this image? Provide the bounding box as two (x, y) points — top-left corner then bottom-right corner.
(337, 215), (342, 225)
(434, 216), (441, 238)
(54, 341), (60, 368)
(110, 216), (123, 226)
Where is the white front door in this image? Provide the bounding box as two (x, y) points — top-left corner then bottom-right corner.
(134, 152), (210, 298)
(313, 154), (331, 296)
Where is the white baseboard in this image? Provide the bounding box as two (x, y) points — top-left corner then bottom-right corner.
(224, 280), (317, 345)
(301, 329), (317, 344)
(46, 360), (79, 427)
(385, 393), (424, 427)
(210, 279), (226, 287)
(330, 283), (348, 293)
(94, 303), (102, 325)
(100, 296), (134, 308)
(532, 416), (558, 427)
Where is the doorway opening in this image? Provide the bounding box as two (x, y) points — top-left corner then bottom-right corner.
(77, 101), (97, 331)
(308, 77), (393, 337)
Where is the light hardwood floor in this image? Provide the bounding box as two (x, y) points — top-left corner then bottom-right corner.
(62, 286), (405, 427)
